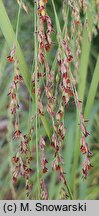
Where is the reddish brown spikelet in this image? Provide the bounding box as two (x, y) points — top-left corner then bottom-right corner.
(7, 56), (14, 63)
(82, 158), (93, 178)
(45, 43), (51, 51)
(51, 141), (55, 148)
(67, 55), (73, 62)
(14, 75), (23, 83)
(80, 145), (87, 154)
(56, 165), (61, 171)
(13, 176), (17, 183)
(40, 137), (45, 150)
(12, 156), (19, 163)
(42, 167), (48, 174)
(13, 130), (21, 139)
(26, 168), (33, 175)
(43, 0), (48, 3)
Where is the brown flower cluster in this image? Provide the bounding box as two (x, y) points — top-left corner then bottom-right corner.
(73, 88), (93, 178)
(36, 0), (93, 194)
(80, 113), (93, 178)
(57, 34), (93, 179)
(38, 0), (54, 56)
(7, 46), (33, 195)
(12, 120), (34, 196)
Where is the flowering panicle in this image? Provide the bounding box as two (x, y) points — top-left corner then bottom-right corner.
(31, 0), (54, 121)
(7, 47), (23, 115)
(57, 2), (93, 179)
(57, 43), (74, 108)
(73, 88), (93, 178)
(48, 88), (68, 193)
(51, 117), (67, 192)
(65, 0), (83, 76)
(12, 124), (34, 196)
(7, 46), (34, 196)
(6, 0), (96, 199)
(79, 113), (93, 178)
(38, 0), (54, 60)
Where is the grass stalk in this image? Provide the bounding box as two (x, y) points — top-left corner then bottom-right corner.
(34, 1), (40, 199)
(7, 110), (16, 199)
(84, 56), (99, 117)
(70, 32), (89, 189)
(51, 0), (73, 200)
(70, 7), (95, 196)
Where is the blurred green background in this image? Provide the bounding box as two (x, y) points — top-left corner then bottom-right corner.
(0, 0), (99, 199)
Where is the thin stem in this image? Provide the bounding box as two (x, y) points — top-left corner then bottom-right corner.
(34, 1), (40, 199)
(66, 180), (73, 200)
(7, 109), (16, 199)
(51, 0), (73, 200)
(16, 0), (22, 42)
(14, 0), (22, 129)
(84, 55), (99, 117)
(71, 11), (94, 194)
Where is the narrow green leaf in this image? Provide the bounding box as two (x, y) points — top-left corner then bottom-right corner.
(71, 8), (95, 195)
(84, 56), (99, 117)
(0, 0), (31, 92)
